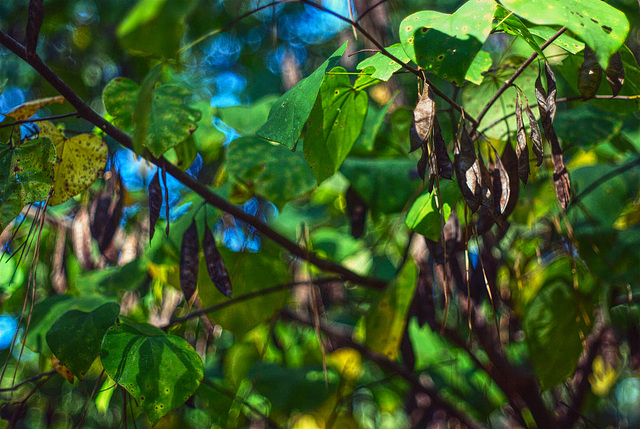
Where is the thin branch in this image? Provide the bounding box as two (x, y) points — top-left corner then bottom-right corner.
(0, 111), (78, 129)
(0, 369), (56, 393)
(356, 0), (393, 22)
(298, 0), (476, 126)
(0, 30), (387, 290)
(180, 0), (296, 53)
(163, 278), (340, 329)
(478, 94), (640, 135)
(281, 309), (486, 429)
(568, 156), (640, 211)
(474, 26), (567, 129)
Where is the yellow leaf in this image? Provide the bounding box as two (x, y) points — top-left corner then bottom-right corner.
(38, 121), (108, 206)
(326, 348), (362, 381)
(589, 355), (618, 397)
(7, 95), (66, 121)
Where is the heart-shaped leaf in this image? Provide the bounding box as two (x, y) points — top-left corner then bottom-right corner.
(46, 302), (120, 378)
(399, 0), (498, 86)
(103, 77), (202, 157)
(100, 319), (204, 426)
(37, 121), (108, 206)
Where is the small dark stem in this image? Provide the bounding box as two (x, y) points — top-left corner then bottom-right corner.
(163, 277), (339, 329)
(0, 111), (79, 129)
(474, 26), (567, 129)
(0, 369), (56, 393)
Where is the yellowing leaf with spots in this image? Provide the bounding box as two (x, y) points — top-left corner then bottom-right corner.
(361, 260), (417, 360)
(38, 121), (107, 206)
(399, 0), (498, 86)
(7, 95), (66, 121)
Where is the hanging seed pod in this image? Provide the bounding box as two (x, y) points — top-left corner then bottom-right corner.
(162, 168), (170, 236)
(148, 170), (163, 243)
(203, 220), (232, 298)
(454, 126), (482, 212)
(605, 52), (624, 97)
(551, 147), (571, 211)
(72, 206), (96, 270)
(524, 102), (544, 166)
(492, 147), (510, 215)
(478, 152), (494, 210)
(497, 140), (519, 219)
(515, 92), (529, 184)
(410, 83), (436, 153)
(89, 189), (123, 253)
(578, 45), (603, 100)
(180, 220), (199, 301)
(535, 62), (557, 122)
(433, 118), (453, 180)
(346, 186), (367, 239)
(26, 0), (43, 58)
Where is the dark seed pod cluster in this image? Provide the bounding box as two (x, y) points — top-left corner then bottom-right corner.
(180, 220), (199, 302)
(148, 171), (163, 243)
(454, 126), (482, 213)
(203, 220), (232, 298)
(535, 63), (570, 210)
(89, 184), (124, 254)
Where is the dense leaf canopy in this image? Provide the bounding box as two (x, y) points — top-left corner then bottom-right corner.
(0, 0), (639, 428)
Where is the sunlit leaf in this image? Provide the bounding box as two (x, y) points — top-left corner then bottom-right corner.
(501, 0), (629, 68)
(399, 0), (498, 85)
(405, 180), (461, 241)
(100, 319), (204, 426)
(257, 43), (347, 150)
(37, 121), (108, 206)
(362, 260), (418, 360)
(304, 67), (368, 183)
(7, 95), (65, 121)
(356, 44), (411, 82)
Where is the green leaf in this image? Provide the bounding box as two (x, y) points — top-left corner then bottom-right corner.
(399, 0), (498, 86)
(218, 95), (280, 136)
(304, 67), (368, 184)
(353, 96), (396, 153)
(529, 26), (584, 54)
(0, 137), (56, 231)
(25, 295), (115, 354)
(554, 105), (622, 149)
(117, 0), (196, 58)
(462, 65), (538, 139)
(46, 302), (120, 378)
(341, 158), (421, 215)
(133, 64), (163, 154)
(405, 180), (461, 241)
(356, 44), (411, 82)
(197, 242), (290, 337)
(464, 51), (492, 86)
(248, 364), (339, 414)
(103, 77), (202, 157)
(225, 137), (316, 209)
(500, 0), (629, 68)
(523, 258), (594, 389)
(257, 42), (347, 150)
(100, 319), (204, 426)
(495, 6), (546, 59)
(37, 122), (108, 206)
(361, 260), (417, 360)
